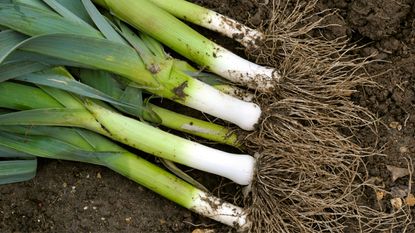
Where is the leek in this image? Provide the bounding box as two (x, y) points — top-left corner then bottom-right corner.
(0, 2), (261, 130)
(93, 0), (279, 91)
(0, 80), (255, 185)
(78, 69), (240, 147)
(0, 125), (249, 229)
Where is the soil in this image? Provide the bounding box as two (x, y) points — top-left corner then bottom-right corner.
(1, 0), (414, 232)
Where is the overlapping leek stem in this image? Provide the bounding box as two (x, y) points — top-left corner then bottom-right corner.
(0, 125), (249, 229)
(93, 0), (279, 91)
(0, 80), (255, 186)
(0, 2), (261, 130)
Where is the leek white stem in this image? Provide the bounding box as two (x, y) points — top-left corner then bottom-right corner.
(209, 46), (279, 91)
(202, 10), (264, 48)
(191, 190), (250, 230)
(185, 78), (261, 130)
(147, 0), (264, 48)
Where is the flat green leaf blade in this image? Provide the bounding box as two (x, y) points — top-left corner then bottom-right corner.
(0, 124), (125, 153)
(119, 85), (144, 117)
(0, 3), (100, 37)
(115, 21), (155, 64)
(79, 69), (123, 99)
(54, 0), (94, 25)
(0, 125), (95, 151)
(0, 108), (93, 129)
(140, 33), (165, 59)
(0, 144), (35, 158)
(0, 61), (48, 82)
(17, 34), (154, 86)
(0, 30), (27, 63)
(78, 69), (157, 120)
(12, 0), (49, 10)
(42, 0), (92, 28)
(16, 70), (135, 109)
(0, 131), (113, 165)
(81, 0), (125, 43)
(0, 159), (37, 185)
(0, 82), (62, 109)
(6, 51), (93, 69)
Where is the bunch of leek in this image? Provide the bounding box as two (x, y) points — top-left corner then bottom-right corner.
(0, 124), (249, 229)
(0, 71), (255, 185)
(93, 0), (279, 91)
(0, 0), (261, 130)
(0, 0), (272, 231)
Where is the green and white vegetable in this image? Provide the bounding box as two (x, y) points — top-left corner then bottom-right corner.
(0, 1), (276, 229)
(0, 1), (261, 130)
(93, 0), (278, 91)
(0, 77), (255, 185)
(0, 125), (249, 229)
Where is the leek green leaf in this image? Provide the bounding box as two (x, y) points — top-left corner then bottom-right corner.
(42, 0), (90, 28)
(0, 158), (37, 185)
(11, 0), (49, 10)
(0, 108), (92, 128)
(0, 30), (27, 63)
(0, 82), (61, 109)
(81, 0), (125, 44)
(54, 0), (94, 25)
(0, 3), (100, 37)
(0, 131), (115, 165)
(79, 69), (123, 99)
(0, 61), (48, 82)
(15, 33), (153, 86)
(0, 144), (35, 159)
(78, 69), (156, 120)
(0, 125), (95, 151)
(16, 69), (135, 109)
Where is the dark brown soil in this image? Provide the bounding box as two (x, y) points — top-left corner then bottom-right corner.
(1, 0), (414, 232)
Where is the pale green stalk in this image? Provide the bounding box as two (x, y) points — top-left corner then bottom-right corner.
(148, 104), (240, 147)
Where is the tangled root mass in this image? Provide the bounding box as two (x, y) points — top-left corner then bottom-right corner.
(240, 0), (412, 232)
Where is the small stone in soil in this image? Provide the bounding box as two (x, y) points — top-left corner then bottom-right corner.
(389, 121), (402, 130)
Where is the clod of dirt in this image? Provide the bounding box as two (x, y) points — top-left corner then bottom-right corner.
(391, 185), (409, 198)
(386, 165), (410, 182)
(406, 194), (415, 207)
(390, 197), (403, 209)
(376, 191), (385, 201)
(192, 229), (215, 233)
(347, 0), (412, 40)
(399, 146), (409, 153)
(389, 121), (402, 131)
